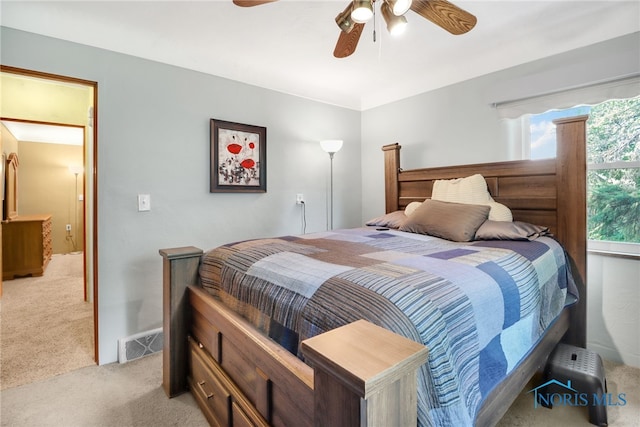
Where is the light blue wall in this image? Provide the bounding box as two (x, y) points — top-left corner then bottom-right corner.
(1, 27), (362, 364)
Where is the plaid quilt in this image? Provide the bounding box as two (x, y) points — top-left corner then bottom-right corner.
(199, 228), (578, 426)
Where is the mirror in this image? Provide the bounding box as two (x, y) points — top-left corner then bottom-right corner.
(4, 153), (18, 220)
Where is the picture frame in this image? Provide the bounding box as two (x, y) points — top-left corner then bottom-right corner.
(210, 119), (267, 193)
(1, 152), (5, 203)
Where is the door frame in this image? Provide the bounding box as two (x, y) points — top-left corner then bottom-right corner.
(1, 65), (99, 364)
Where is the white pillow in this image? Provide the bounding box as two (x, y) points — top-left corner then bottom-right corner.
(404, 201), (423, 217)
(487, 201), (513, 222)
(432, 174), (492, 205)
(432, 174), (513, 222)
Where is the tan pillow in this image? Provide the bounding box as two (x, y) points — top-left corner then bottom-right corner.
(365, 210), (407, 229)
(400, 199), (490, 242)
(475, 220), (550, 241)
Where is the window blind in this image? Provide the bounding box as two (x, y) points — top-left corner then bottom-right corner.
(494, 75), (640, 119)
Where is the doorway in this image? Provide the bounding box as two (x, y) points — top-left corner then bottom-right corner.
(0, 65), (98, 366)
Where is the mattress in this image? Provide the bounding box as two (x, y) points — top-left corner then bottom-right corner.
(199, 227), (578, 426)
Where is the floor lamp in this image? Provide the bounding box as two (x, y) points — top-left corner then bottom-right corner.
(68, 165), (84, 252)
(320, 140), (343, 230)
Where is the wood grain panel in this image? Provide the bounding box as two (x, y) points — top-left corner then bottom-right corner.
(255, 367), (272, 423)
(554, 116), (588, 347)
(192, 310), (221, 362)
(399, 180), (432, 198)
(160, 246), (203, 397)
(189, 286), (314, 427)
(493, 197), (556, 211)
(397, 158), (556, 183)
(496, 175), (557, 198)
(383, 144), (401, 213)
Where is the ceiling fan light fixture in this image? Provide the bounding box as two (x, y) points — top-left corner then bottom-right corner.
(336, 3), (355, 33)
(381, 2), (408, 36)
(387, 0), (412, 16)
(351, 0), (374, 23)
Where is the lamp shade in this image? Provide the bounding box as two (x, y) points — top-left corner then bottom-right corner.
(387, 0), (412, 16)
(381, 2), (408, 36)
(351, 0), (373, 23)
(320, 140), (344, 154)
(68, 165), (84, 175)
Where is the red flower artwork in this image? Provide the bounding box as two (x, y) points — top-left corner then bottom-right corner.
(240, 159), (255, 169)
(227, 143), (242, 154)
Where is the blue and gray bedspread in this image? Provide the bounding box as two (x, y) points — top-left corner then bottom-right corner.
(199, 228), (578, 426)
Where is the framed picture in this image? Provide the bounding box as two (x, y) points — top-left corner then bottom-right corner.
(210, 119), (267, 193)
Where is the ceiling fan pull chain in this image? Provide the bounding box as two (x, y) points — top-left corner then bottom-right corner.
(372, 0), (377, 42)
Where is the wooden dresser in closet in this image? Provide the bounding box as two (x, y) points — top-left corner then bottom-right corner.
(2, 214), (52, 280)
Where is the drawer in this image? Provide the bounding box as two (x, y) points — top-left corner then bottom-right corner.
(189, 339), (231, 426)
(232, 401), (257, 427)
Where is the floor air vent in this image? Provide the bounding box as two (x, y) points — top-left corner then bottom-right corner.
(118, 328), (163, 363)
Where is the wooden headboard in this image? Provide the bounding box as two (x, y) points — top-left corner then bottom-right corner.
(382, 116), (588, 347)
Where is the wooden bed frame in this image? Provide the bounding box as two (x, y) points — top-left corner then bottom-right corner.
(161, 115), (588, 427)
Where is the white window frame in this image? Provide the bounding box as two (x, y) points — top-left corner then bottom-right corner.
(520, 106), (640, 258)
(586, 160), (640, 257)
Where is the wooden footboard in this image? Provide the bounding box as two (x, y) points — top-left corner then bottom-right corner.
(161, 247), (429, 427)
(189, 285), (314, 426)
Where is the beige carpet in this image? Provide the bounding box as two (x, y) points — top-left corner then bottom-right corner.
(498, 359), (640, 426)
(0, 253), (94, 390)
(0, 350), (638, 426)
(0, 352), (208, 427)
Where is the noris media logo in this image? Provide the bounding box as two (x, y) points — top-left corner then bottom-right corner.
(528, 379), (626, 409)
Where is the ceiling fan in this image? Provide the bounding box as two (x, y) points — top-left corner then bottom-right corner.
(232, 0), (477, 58)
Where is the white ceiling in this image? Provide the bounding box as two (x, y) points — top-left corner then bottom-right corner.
(2, 120), (85, 146)
(1, 1), (639, 110)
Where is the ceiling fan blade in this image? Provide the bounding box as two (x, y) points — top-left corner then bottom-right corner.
(411, 0), (477, 35)
(233, 0), (278, 7)
(334, 23), (365, 58)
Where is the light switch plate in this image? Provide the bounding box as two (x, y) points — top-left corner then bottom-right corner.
(138, 194), (151, 211)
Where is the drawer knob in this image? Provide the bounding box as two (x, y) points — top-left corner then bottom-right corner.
(197, 380), (214, 399)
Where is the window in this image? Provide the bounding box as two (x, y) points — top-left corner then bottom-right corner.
(526, 97), (640, 254)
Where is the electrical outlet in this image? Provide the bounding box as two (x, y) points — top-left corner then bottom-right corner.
(138, 194), (151, 211)
(296, 194), (304, 205)
(66, 224), (72, 231)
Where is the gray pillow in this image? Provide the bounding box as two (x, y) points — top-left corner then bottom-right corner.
(399, 199), (490, 242)
(475, 220), (550, 241)
(365, 210), (407, 229)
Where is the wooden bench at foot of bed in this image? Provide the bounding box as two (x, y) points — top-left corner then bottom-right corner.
(161, 246), (429, 427)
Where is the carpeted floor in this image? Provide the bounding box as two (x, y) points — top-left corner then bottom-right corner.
(0, 350), (638, 426)
(498, 359), (640, 426)
(0, 352), (208, 427)
(0, 253), (94, 390)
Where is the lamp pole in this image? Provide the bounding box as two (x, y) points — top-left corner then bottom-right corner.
(328, 151), (335, 230)
(320, 140), (343, 231)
